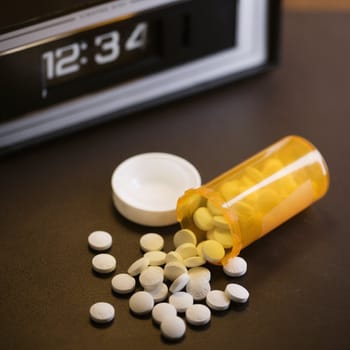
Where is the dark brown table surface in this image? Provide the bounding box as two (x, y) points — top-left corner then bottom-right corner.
(1, 9), (350, 350)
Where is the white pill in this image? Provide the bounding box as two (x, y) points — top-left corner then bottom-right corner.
(89, 302), (115, 323)
(196, 241), (206, 258)
(212, 216), (230, 230)
(206, 290), (231, 311)
(225, 283), (250, 303)
(129, 291), (154, 315)
(223, 256), (248, 277)
(139, 233), (164, 252)
(173, 229), (197, 248)
(92, 254), (116, 274)
(165, 251), (184, 264)
(186, 278), (211, 301)
(144, 251), (166, 266)
(160, 316), (186, 340)
(149, 283), (169, 303)
(147, 265), (164, 275)
(139, 266), (164, 291)
(185, 304), (211, 326)
(152, 302), (177, 324)
(169, 292), (193, 313)
(184, 256), (206, 268)
(210, 228), (233, 249)
(127, 256), (150, 276)
(176, 243), (198, 259)
(193, 207), (214, 231)
(111, 273), (136, 294)
(164, 261), (187, 281)
(201, 240), (225, 264)
(88, 231), (112, 251)
(169, 273), (190, 293)
(188, 267), (211, 282)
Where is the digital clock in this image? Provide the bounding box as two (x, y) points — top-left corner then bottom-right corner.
(0, 0), (281, 152)
(40, 21), (156, 93)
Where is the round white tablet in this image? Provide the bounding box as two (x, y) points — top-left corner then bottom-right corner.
(193, 207), (214, 231)
(165, 251), (184, 264)
(139, 233), (164, 252)
(92, 254), (116, 274)
(111, 273), (136, 294)
(139, 266), (164, 291)
(160, 316), (186, 340)
(186, 278), (211, 301)
(201, 240), (225, 264)
(89, 302), (115, 324)
(173, 229), (197, 248)
(169, 273), (190, 294)
(212, 216), (230, 230)
(185, 304), (211, 326)
(184, 256), (206, 268)
(152, 303), (177, 324)
(175, 243), (198, 259)
(206, 290), (231, 311)
(225, 283), (250, 303)
(127, 256), (150, 276)
(147, 265), (164, 275)
(188, 267), (211, 282)
(149, 283), (169, 303)
(169, 292), (193, 313)
(144, 251), (167, 266)
(129, 291), (154, 315)
(196, 241), (206, 258)
(223, 256), (247, 277)
(88, 231), (112, 251)
(164, 261), (187, 281)
(210, 228), (233, 248)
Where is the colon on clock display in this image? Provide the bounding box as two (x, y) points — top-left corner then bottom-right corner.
(40, 20), (159, 98)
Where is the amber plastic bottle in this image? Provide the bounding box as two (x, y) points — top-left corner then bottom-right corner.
(176, 136), (329, 265)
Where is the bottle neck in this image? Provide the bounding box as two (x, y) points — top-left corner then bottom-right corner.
(177, 186), (243, 265)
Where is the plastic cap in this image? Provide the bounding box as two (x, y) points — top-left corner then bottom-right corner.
(111, 153), (201, 226)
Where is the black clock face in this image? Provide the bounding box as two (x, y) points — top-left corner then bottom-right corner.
(40, 20), (160, 95)
(0, 0), (237, 122)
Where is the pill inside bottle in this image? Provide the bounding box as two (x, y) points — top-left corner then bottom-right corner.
(176, 135), (329, 265)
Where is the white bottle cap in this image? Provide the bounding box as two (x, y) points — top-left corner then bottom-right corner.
(111, 153), (201, 226)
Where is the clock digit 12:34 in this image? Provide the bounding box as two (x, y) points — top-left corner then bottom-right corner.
(41, 22), (148, 97)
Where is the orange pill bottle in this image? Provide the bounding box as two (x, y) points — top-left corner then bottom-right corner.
(176, 136), (329, 264)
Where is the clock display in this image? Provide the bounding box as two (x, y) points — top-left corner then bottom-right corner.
(0, 0), (237, 121)
(40, 21), (154, 98)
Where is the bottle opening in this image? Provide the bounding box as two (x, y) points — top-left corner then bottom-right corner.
(176, 187), (242, 265)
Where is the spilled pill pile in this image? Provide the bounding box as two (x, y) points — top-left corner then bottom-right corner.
(87, 137), (330, 341)
(88, 228), (249, 341)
